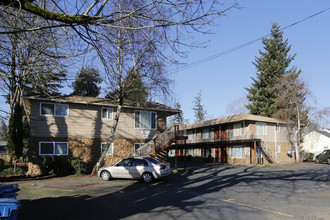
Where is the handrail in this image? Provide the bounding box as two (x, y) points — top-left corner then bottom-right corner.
(133, 126), (176, 156)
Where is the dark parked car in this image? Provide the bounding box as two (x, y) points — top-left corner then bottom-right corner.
(315, 150), (330, 164)
(98, 156), (171, 183)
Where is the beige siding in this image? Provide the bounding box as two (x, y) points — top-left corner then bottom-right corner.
(29, 100), (166, 140)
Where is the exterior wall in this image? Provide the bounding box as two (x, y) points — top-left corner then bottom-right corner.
(302, 131), (330, 156)
(28, 137), (150, 176)
(26, 99), (169, 176)
(28, 99), (167, 140)
(181, 120), (294, 165)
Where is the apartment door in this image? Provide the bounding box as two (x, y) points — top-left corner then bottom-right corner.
(221, 126), (227, 141)
(221, 147), (227, 163)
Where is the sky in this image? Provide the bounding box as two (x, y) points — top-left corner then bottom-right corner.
(1, 0), (329, 128)
(170, 0), (330, 125)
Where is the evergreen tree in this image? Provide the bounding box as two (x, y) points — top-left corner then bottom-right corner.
(246, 23), (295, 117)
(7, 103), (24, 172)
(71, 66), (101, 97)
(168, 101), (188, 126)
(0, 120), (7, 141)
(193, 91), (207, 123)
(106, 69), (149, 102)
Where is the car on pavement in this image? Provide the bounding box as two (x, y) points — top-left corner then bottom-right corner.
(315, 149), (330, 164)
(98, 156), (171, 183)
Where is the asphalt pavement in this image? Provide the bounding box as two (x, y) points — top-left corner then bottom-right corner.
(5, 162), (330, 220)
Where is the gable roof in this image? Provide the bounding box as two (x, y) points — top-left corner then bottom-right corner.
(181, 113), (294, 130)
(22, 95), (180, 116)
(318, 130), (330, 139)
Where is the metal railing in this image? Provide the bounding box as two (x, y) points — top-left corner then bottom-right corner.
(260, 142), (278, 164)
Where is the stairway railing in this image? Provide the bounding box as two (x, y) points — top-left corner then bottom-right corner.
(259, 142), (277, 164)
(134, 126), (176, 156)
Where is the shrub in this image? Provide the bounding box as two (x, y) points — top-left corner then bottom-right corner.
(302, 152), (315, 162)
(0, 166), (25, 175)
(70, 158), (87, 175)
(41, 156), (72, 176)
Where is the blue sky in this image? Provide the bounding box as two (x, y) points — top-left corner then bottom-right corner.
(171, 0), (330, 125)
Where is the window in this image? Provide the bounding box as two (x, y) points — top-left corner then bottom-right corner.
(186, 149), (194, 156)
(101, 142), (113, 155)
(133, 159), (148, 167)
(201, 148), (210, 158)
(290, 145), (296, 152)
(134, 143), (144, 151)
(233, 123), (243, 136)
(39, 142), (68, 155)
(40, 103), (68, 117)
(230, 146), (246, 158)
(256, 122), (267, 135)
(275, 124), (280, 131)
(276, 145), (281, 153)
(187, 130), (194, 141)
(135, 111), (157, 129)
(202, 128), (210, 139)
(101, 108), (113, 120)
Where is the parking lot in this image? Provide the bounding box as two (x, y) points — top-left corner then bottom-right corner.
(6, 163), (330, 220)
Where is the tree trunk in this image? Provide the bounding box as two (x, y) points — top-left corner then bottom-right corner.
(95, 104), (122, 172)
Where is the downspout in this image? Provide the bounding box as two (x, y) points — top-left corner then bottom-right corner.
(275, 122), (278, 162)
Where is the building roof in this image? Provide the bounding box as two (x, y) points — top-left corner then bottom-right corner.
(181, 113), (294, 130)
(318, 130), (330, 139)
(22, 95), (180, 116)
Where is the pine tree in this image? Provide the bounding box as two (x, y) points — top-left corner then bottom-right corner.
(193, 91), (207, 123)
(246, 23), (295, 117)
(71, 66), (101, 97)
(168, 101), (188, 126)
(106, 69), (149, 102)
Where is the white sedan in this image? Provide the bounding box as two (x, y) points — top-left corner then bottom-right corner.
(98, 156), (171, 183)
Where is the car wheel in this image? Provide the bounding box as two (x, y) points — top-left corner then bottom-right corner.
(142, 172), (153, 183)
(101, 170), (111, 181)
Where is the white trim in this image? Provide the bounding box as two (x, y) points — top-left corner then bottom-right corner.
(40, 102), (69, 117)
(39, 141), (68, 156)
(134, 110), (157, 130)
(101, 107), (113, 120)
(101, 142), (113, 155)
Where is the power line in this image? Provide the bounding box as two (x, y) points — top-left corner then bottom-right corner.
(169, 7), (330, 74)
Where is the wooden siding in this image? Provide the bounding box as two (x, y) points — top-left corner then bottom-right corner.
(28, 99), (167, 140)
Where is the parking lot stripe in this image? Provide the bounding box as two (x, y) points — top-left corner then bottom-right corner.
(223, 199), (294, 218)
(23, 186), (74, 192)
(316, 184), (330, 188)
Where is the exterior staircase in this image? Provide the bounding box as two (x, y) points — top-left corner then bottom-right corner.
(259, 142), (278, 164)
(133, 126), (176, 160)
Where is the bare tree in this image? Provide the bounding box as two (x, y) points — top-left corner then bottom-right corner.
(1, 1), (238, 171)
(0, 7), (68, 116)
(226, 96), (248, 115)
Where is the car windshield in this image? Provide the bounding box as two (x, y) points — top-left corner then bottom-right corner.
(145, 157), (161, 164)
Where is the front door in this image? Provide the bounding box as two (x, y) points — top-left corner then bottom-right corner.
(221, 147), (227, 163)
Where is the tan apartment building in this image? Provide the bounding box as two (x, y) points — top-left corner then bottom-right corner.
(168, 114), (297, 165)
(23, 95), (180, 176)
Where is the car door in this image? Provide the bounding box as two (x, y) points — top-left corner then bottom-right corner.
(130, 159), (148, 178)
(111, 158), (133, 178)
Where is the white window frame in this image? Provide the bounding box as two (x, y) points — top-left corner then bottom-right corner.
(230, 146), (246, 158)
(39, 141), (68, 156)
(101, 108), (113, 120)
(134, 143), (144, 151)
(40, 102), (69, 117)
(256, 122), (267, 135)
(276, 145), (281, 153)
(201, 128), (210, 140)
(134, 110), (157, 130)
(101, 142), (113, 155)
(233, 123), (243, 137)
